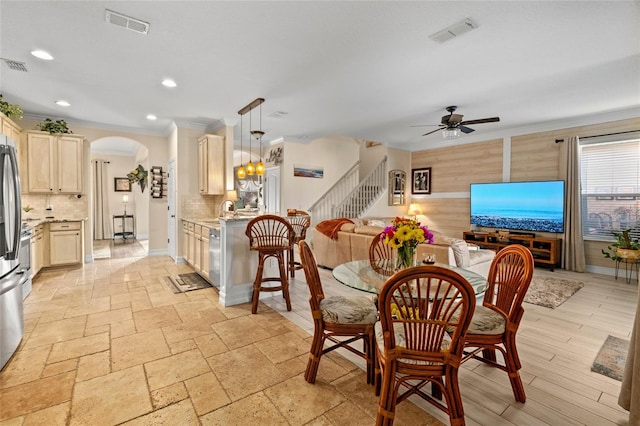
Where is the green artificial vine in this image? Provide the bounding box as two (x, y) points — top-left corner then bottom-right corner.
(36, 118), (73, 134)
(0, 94), (23, 119)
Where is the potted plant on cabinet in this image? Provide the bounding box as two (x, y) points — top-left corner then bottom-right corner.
(36, 118), (73, 134)
(602, 229), (640, 262)
(0, 94), (23, 119)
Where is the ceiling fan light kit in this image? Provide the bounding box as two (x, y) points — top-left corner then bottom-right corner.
(418, 105), (500, 139)
(442, 128), (461, 140)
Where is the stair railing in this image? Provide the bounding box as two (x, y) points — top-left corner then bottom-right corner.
(307, 161), (360, 227)
(332, 156), (387, 219)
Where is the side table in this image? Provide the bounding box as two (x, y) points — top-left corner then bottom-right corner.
(615, 258), (640, 284)
(113, 214), (135, 242)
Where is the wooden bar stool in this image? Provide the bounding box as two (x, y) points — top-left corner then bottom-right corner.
(245, 215), (295, 314)
(286, 210), (311, 278)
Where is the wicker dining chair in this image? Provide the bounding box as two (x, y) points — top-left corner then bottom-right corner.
(286, 210), (311, 278)
(460, 244), (534, 403)
(245, 215), (295, 314)
(298, 241), (378, 385)
(375, 266), (475, 426)
(369, 232), (396, 276)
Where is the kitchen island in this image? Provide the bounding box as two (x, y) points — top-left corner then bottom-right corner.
(183, 215), (280, 307)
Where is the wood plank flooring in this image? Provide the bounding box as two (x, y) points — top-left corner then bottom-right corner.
(262, 265), (637, 425)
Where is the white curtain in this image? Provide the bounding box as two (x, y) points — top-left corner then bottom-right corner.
(93, 160), (112, 239)
(559, 136), (586, 272)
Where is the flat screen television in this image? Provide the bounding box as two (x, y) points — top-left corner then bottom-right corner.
(470, 180), (565, 233)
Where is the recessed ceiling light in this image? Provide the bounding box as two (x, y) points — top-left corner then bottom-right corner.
(55, 100), (70, 107)
(31, 50), (54, 60)
(146, 114), (157, 120)
(161, 79), (176, 88)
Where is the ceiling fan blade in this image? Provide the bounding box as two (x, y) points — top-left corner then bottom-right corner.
(460, 117), (500, 125)
(422, 127), (445, 136)
(459, 125), (475, 134)
(410, 124), (440, 128)
(442, 113), (463, 125)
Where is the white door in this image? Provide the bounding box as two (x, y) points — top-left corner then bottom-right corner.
(167, 159), (177, 261)
(264, 166), (280, 214)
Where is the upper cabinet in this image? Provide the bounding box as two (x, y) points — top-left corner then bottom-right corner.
(0, 113), (22, 143)
(23, 131), (85, 194)
(198, 134), (225, 195)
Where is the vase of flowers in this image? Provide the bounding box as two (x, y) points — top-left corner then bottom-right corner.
(127, 164), (148, 193)
(381, 217), (434, 270)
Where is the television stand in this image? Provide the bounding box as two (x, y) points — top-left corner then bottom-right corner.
(507, 231), (536, 238)
(463, 231), (562, 271)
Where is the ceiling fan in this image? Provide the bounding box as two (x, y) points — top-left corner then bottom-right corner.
(415, 106), (500, 138)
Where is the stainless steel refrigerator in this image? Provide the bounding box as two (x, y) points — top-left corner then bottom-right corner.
(0, 134), (24, 371)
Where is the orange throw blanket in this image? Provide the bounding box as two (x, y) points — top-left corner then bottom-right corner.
(316, 218), (354, 240)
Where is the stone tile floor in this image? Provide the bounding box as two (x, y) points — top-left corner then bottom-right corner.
(0, 254), (438, 425)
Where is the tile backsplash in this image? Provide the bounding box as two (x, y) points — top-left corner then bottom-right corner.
(21, 194), (88, 219)
(181, 193), (223, 219)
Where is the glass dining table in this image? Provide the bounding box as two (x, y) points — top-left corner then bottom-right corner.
(332, 259), (488, 297)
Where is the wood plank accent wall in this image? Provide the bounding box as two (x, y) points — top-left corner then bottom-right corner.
(410, 116), (640, 271)
(411, 139), (502, 236)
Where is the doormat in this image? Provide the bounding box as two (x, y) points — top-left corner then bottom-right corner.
(523, 277), (584, 309)
(164, 273), (213, 294)
(591, 335), (629, 381)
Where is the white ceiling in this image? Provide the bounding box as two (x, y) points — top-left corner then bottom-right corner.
(1, 1), (639, 152)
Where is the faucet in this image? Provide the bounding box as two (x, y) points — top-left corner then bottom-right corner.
(219, 190), (239, 218)
(219, 199), (235, 218)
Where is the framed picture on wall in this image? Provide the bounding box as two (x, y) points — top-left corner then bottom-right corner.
(114, 177), (131, 192)
(411, 167), (431, 194)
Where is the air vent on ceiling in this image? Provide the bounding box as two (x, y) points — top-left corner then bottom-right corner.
(1, 58), (28, 72)
(269, 111), (288, 119)
(429, 18), (477, 43)
(105, 9), (150, 35)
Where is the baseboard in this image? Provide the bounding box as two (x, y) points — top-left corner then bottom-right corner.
(148, 248), (167, 256)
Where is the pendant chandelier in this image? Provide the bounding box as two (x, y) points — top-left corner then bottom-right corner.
(236, 108), (246, 179)
(237, 98), (265, 177)
(253, 102), (265, 176)
(246, 109), (255, 176)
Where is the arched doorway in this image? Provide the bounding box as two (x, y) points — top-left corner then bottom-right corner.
(90, 137), (150, 258)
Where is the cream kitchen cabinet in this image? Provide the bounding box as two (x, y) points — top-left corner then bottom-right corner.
(200, 227), (210, 281)
(193, 224), (203, 272)
(1, 112), (22, 143)
(24, 131), (84, 194)
(185, 221), (195, 265)
(31, 224), (44, 278)
(198, 134), (224, 195)
(48, 222), (83, 266)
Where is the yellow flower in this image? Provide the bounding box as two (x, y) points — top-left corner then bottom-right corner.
(396, 226), (411, 241)
(133, 169), (139, 175)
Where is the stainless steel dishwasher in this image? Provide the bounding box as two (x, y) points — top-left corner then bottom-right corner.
(209, 228), (221, 289)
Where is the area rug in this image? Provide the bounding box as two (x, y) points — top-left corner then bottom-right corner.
(523, 277), (584, 309)
(591, 335), (630, 381)
(93, 240), (111, 259)
(164, 273), (212, 294)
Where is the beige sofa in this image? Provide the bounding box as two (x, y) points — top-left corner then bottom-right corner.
(310, 218), (496, 278)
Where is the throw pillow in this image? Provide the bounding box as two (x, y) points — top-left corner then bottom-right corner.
(366, 219), (388, 228)
(354, 225), (385, 236)
(449, 238), (471, 267)
(340, 223), (356, 232)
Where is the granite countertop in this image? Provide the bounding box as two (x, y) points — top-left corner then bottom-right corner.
(183, 214), (260, 228)
(22, 217), (88, 227)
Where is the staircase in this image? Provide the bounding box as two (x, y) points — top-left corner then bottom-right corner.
(308, 156), (387, 226)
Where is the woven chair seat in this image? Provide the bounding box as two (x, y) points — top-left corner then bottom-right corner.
(320, 296), (377, 325)
(467, 305), (506, 335)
